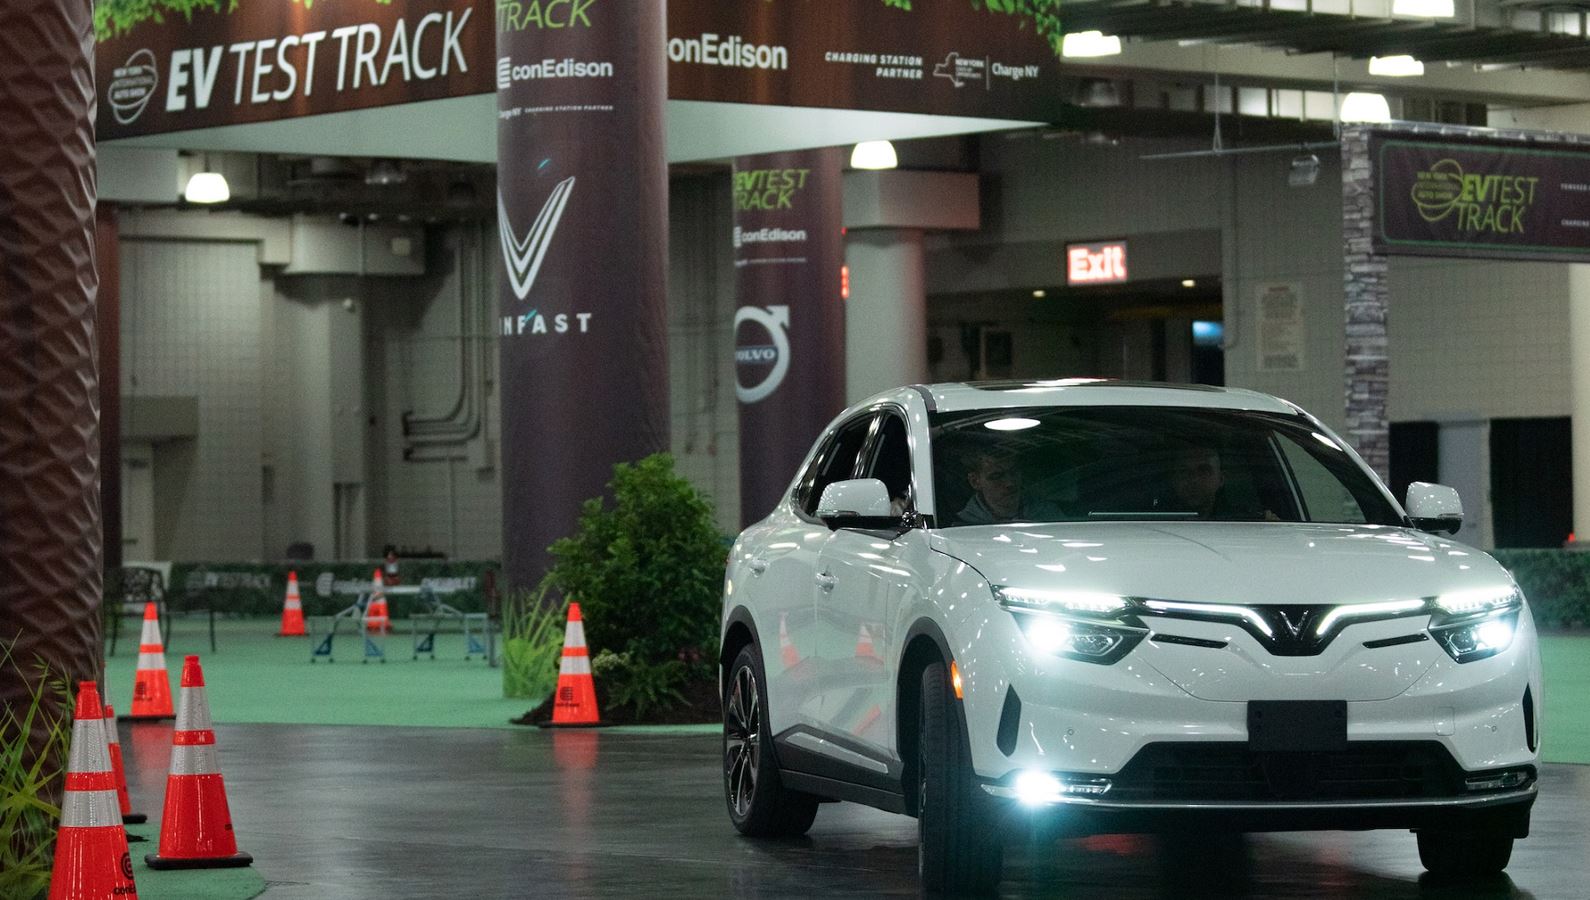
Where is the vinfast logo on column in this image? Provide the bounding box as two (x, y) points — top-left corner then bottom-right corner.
(734, 305), (792, 403)
(1066, 241), (1129, 285)
(497, 177), (591, 336)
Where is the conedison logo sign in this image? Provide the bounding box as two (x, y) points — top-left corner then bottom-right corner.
(667, 33), (788, 70)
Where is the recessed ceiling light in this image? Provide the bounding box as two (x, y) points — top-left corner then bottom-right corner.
(1369, 55), (1425, 77)
(1062, 31), (1122, 58)
(850, 140), (898, 170)
(1392, 0), (1454, 17)
(1181, 279), (1196, 288)
(183, 171), (229, 204)
(1340, 92), (1393, 124)
(1033, 289), (1047, 298)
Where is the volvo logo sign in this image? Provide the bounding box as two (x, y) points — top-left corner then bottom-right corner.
(734, 304), (790, 404)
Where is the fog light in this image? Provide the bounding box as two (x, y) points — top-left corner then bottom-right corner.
(1465, 769), (1532, 791)
(1014, 771), (1064, 806)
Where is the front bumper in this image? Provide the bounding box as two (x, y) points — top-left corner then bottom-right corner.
(957, 604), (1543, 782)
(974, 778), (1536, 837)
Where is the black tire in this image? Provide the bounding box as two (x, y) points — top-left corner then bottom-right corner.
(1417, 828), (1514, 878)
(723, 644), (820, 837)
(918, 661), (1003, 895)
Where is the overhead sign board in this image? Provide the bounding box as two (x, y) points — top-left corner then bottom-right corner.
(98, 0), (1065, 140)
(97, 0), (491, 140)
(1066, 241), (1129, 286)
(1374, 135), (1590, 263)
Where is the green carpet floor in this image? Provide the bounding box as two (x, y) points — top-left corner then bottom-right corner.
(103, 618), (1590, 762)
(104, 617), (529, 729)
(123, 822), (266, 899)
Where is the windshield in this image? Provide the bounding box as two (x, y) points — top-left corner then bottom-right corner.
(930, 406), (1402, 528)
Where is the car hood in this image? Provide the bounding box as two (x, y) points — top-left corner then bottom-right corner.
(930, 522), (1512, 605)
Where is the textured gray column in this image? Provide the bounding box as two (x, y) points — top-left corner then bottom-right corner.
(1341, 127), (1390, 482)
(844, 230), (928, 404)
(0, 0), (102, 761)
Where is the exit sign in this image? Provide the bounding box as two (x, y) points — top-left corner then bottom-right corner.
(1066, 241), (1129, 285)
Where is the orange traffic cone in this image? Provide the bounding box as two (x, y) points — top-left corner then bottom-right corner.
(549, 603), (601, 727)
(779, 613), (800, 669)
(49, 681), (139, 900)
(102, 704), (147, 826)
(277, 571), (307, 637)
(145, 656), (253, 870)
(363, 569), (391, 635)
(855, 623), (879, 660)
(123, 603), (174, 721)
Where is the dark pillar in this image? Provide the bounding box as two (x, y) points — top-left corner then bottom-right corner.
(99, 207), (122, 570)
(732, 149), (847, 525)
(495, 5), (669, 589)
(1341, 126), (1390, 481)
(0, 0), (103, 749)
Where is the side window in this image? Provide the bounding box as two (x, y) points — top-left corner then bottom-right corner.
(864, 413), (914, 514)
(799, 415), (875, 517)
(1276, 436), (1370, 524)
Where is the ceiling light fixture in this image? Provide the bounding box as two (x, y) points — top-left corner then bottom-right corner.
(850, 140), (898, 170)
(1289, 153), (1321, 187)
(1062, 31), (1123, 58)
(1181, 279), (1197, 288)
(1392, 0), (1455, 17)
(1369, 55), (1425, 77)
(183, 157), (230, 204)
(1033, 289), (1047, 298)
(1339, 92), (1393, 124)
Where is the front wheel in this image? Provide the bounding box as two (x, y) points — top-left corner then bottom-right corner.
(723, 644), (819, 837)
(1417, 829), (1514, 878)
(918, 661), (1003, 895)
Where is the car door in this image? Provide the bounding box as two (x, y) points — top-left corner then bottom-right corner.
(812, 408), (917, 769)
(756, 412), (875, 737)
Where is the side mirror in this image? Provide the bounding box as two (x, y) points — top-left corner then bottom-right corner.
(1406, 482), (1463, 536)
(816, 478), (900, 531)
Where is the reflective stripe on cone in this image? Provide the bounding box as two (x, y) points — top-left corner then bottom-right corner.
(49, 682), (138, 899)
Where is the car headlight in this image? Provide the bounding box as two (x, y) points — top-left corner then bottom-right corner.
(995, 586), (1145, 665)
(1428, 586), (1523, 663)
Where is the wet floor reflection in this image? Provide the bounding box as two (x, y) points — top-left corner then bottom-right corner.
(114, 725), (1583, 899)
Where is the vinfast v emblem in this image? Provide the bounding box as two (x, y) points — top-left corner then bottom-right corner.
(498, 177), (575, 301)
(1272, 608), (1311, 640)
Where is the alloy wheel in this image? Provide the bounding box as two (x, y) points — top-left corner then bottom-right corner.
(725, 664), (761, 818)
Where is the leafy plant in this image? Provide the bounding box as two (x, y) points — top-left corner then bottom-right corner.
(501, 586), (568, 701)
(1491, 549), (1590, 629)
(0, 643), (73, 900)
(591, 650), (689, 721)
(545, 454), (726, 669)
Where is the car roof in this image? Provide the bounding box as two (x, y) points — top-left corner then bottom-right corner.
(910, 380), (1302, 416)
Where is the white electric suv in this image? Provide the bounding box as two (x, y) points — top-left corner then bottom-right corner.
(719, 381), (1541, 894)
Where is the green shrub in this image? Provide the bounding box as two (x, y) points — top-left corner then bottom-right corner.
(1491, 549), (1590, 629)
(591, 650), (689, 721)
(0, 643), (73, 900)
(501, 586), (568, 701)
(546, 453), (726, 667)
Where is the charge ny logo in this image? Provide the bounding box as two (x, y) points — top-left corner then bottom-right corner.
(498, 177), (575, 301)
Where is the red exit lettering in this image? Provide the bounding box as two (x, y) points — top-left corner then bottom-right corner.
(1066, 242), (1128, 285)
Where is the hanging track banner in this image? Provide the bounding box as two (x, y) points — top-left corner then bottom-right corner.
(98, 1), (1066, 140)
(496, 2), (669, 589)
(1374, 134), (1590, 263)
(734, 148), (846, 526)
(96, 0), (491, 139)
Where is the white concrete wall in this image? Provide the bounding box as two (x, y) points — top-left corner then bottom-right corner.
(120, 238), (266, 560)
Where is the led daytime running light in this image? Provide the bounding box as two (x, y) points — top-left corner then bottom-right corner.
(996, 587), (1128, 617)
(1434, 586), (1521, 617)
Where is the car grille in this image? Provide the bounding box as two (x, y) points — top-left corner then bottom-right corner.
(1107, 741), (1464, 803)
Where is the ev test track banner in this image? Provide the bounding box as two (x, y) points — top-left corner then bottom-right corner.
(733, 149), (846, 526)
(1374, 134), (1590, 263)
(97, 0), (491, 138)
(495, 3), (669, 589)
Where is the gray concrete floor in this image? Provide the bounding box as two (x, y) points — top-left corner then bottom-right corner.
(118, 722), (1590, 899)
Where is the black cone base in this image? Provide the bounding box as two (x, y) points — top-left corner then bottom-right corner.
(123, 813), (147, 824)
(118, 713), (175, 722)
(126, 832), (147, 843)
(145, 851), (253, 870)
